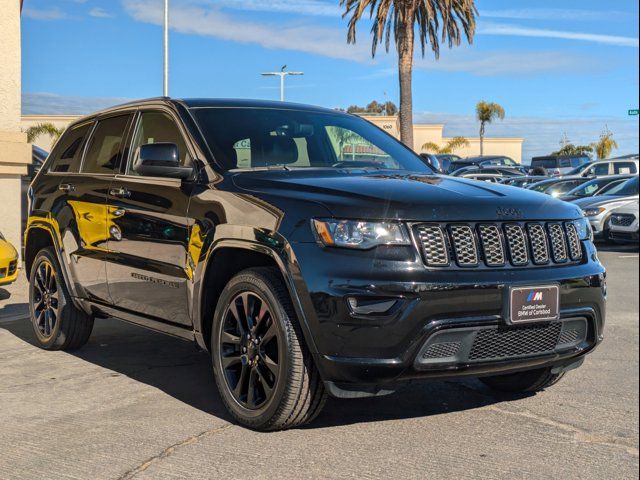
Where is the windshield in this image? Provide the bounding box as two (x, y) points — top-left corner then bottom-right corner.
(566, 177), (615, 197)
(603, 176), (639, 196)
(193, 108), (431, 173)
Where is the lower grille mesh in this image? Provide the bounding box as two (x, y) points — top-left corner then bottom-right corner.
(422, 342), (461, 359)
(469, 323), (562, 361)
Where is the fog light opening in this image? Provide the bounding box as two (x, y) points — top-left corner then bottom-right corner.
(347, 297), (398, 315)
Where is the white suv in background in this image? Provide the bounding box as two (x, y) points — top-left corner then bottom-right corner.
(579, 158), (639, 177)
(609, 200), (639, 244)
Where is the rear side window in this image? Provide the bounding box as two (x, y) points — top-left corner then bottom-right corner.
(614, 162), (637, 174)
(82, 115), (131, 174)
(531, 158), (558, 169)
(47, 123), (92, 173)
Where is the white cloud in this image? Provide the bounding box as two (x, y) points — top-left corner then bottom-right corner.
(205, 0), (340, 17)
(89, 7), (115, 18)
(122, 0), (371, 62)
(22, 92), (131, 115)
(480, 8), (624, 21)
(23, 7), (67, 20)
(479, 22), (639, 48)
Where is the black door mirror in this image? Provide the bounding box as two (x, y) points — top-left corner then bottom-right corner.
(134, 143), (193, 179)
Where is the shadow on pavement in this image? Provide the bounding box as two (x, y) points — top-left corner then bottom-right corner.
(0, 288), (29, 320)
(1, 317), (527, 429)
(594, 242), (639, 253)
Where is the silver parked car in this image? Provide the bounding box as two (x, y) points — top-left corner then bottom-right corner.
(608, 200), (639, 244)
(577, 158), (639, 177)
(573, 177), (639, 240)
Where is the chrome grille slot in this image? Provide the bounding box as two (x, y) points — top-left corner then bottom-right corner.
(449, 225), (479, 267)
(564, 222), (582, 261)
(478, 224), (505, 267)
(548, 223), (568, 263)
(415, 224), (449, 266)
(504, 224), (529, 266)
(527, 223), (550, 265)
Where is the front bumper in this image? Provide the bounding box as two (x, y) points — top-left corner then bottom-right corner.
(289, 241), (606, 393)
(0, 258), (19, 286)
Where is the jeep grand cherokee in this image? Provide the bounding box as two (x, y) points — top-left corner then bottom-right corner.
(25, 98), (606, 430)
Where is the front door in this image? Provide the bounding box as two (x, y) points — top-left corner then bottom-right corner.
(105, 110), (193, 326)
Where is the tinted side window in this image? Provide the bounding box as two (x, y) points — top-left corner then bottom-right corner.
(592, 163), (610, 176)
(47, 123), (92, 173)
(128, 111), (191, 175)
(82, 115), (131, 174)
(614, 162), (637, 174)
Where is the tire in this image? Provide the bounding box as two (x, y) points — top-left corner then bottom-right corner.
(211, 267), (326, 431)
(28, 247), (94, 350)
(479, 367), (565, 393)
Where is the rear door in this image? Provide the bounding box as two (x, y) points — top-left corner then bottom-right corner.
(105, 109), (194, 326)
(56, 113), (133, 303)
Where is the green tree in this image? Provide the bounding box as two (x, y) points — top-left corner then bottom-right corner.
(551, 144), (593, 157)
(347, 100), (398, 115)
(341, 0), (477, 148)
(476, 101), (505, 156)
(422, 136), (470, 154)
(591, 131), (618, 160)
(25, 123), (65, 144)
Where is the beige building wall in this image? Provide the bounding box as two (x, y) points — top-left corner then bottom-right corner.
(0, 0), (31, 259)
(363, 114), (524, 163)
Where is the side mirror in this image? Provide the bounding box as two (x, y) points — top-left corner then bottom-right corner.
(134, 143), (193, 179)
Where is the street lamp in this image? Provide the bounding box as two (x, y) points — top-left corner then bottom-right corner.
(163, 0), (169, 97)
(261, 65), (304, 102)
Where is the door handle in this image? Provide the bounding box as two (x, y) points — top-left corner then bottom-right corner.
(58, 183), (75, 193)
(109, 187), (131, 198)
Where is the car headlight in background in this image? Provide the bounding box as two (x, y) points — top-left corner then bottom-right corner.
(583, 207), (605, 217)
(312, 219), (410, 249)
(573, 217), (593, 240)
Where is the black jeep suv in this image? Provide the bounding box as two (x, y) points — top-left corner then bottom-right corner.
(25, 98), (606, 430)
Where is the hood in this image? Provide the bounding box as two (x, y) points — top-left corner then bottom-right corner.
(610, 200), (639, 215)
(232, 170), (584, 222)
(572, 194), (639, 209)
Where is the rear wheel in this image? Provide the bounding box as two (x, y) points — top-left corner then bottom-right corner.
(211, 267), (326, 431)
(480, 367), (565, 393)
(28, 247), (94, 350)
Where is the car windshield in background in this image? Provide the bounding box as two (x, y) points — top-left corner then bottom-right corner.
(192, 108), (431, 173)
(567, 177), (619, 197)
(603, 176), (639, 196)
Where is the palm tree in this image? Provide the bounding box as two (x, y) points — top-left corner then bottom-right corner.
(25, 123), (65, 144)
(551, 144), (593, 157)
(341, 0), (477, 148)
(422, 136), (469, 154)
(476, 101), (505, 156)
(592, 130), (618, 159)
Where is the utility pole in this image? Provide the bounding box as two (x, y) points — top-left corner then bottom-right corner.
(261, 65), (304, 101)
(163, 0), (169, 97)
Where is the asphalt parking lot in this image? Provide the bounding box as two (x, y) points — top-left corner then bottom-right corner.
(0, 245), (638, 480)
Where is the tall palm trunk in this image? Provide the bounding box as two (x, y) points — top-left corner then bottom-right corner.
(397, 11), (414, 149)
(479, 121), (485, 156)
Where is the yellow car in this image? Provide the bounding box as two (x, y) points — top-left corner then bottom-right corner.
(0, 230), (19, 286)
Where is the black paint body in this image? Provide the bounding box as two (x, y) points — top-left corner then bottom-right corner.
(25, 98), (606, 395)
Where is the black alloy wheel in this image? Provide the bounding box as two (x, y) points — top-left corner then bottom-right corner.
(219, 291), (280, 409)
(32, 259), (60, 339)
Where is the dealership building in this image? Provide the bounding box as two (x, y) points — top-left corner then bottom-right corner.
(2, 0), (523, 259)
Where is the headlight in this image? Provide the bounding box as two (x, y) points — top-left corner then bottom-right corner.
(312, 219), (410, 249)
(583, 207), (605, 217)
(573, 217), (593, 240)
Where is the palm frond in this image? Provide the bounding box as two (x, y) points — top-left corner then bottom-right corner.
(25, 123), (65, 143)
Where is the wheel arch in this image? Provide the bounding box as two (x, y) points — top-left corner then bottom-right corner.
(194, 239), (318, 355)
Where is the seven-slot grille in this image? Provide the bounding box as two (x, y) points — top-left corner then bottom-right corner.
(414, 221), (583, 269)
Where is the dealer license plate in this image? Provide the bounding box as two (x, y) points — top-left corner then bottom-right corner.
(508, 285), (560, 324)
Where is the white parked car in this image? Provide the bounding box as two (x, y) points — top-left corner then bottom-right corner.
(578, 158), (639, 177)
(608, 200), (639, 244)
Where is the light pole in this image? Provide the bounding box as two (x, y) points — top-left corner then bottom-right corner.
(163, 0), (169, 97)
(261, 65), (304, 101)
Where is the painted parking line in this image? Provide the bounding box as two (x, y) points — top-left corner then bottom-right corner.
(618, 255), (639, 258)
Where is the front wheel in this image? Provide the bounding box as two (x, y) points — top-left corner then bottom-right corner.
(480, 367), (565, 393)
(211, 267), (326, 431)
(28, 247), (94, 350)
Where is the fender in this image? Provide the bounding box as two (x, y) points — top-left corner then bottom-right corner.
(24, 217), (91, 315)
(191, 234), (319, 355)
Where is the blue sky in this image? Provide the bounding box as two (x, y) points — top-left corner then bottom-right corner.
(21, 0), (639, 160)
